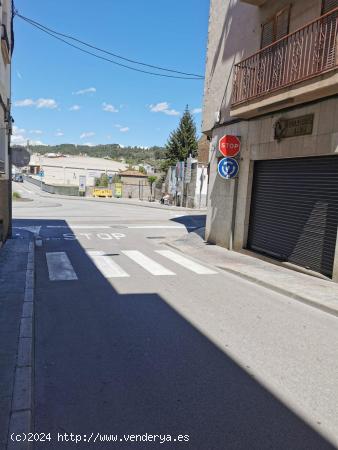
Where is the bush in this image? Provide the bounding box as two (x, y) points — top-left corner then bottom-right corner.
(12, 191), (21, 200)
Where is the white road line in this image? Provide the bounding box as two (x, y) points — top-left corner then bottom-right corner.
(47, 225), (111, 229)
(21, 186), (33, 194)
(122, 250), (175, 276)
(14, 226), (42, 236)
(127, 225), (186, 229)
(46, 252), (78, 281)
(156, 250), (218, 275)
(87, 251), (129, 278)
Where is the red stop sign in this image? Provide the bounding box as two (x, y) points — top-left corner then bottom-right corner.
(219, 135), (241, 157)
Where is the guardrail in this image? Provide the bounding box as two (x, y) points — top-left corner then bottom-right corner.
(231, 7), (338, 106)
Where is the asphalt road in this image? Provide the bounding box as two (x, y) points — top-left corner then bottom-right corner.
(12, 180), (338, 449)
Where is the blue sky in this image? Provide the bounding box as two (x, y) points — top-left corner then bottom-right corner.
(12, 0), (210, 148)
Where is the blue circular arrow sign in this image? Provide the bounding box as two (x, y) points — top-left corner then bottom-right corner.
(218, 157), (239, 179)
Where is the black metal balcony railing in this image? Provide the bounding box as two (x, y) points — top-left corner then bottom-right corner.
(231, 7), (338, 106)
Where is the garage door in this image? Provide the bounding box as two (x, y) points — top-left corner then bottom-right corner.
(247, 156), (338, 277)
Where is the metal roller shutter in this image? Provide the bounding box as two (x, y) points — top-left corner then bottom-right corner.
(248, 156), (338, 277)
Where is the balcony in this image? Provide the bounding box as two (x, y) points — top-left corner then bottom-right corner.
(1, 24), (10, 65)
(240, 0), (268, 5)
(231, 7), (338, 118)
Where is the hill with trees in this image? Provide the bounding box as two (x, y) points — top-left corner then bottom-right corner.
(29, 144), (165, 167)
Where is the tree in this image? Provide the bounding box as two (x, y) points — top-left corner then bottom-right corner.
(162, 106), (198, 171)
(138, 166), (147, 174)
(148, 175), (157, 201)
(95, 173), (109, 187)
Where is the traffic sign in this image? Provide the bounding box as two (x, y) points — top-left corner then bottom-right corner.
(39, 170), (44, 178)
(79, 175), (86, 192)
(218, 157), (239, 179)
(219, 135), (240, 157)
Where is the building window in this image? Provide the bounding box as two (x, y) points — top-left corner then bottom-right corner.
(261, 6), (291, 49)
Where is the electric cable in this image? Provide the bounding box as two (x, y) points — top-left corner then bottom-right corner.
(15, 12), (204, 80)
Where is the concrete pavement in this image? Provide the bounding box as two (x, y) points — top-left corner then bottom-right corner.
(0, 235), (34, 449)
(10, 182), (338, 449)
(166, 228), (338, 317)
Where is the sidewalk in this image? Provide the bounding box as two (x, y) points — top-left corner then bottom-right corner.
(165, 228), (338, 317)
(0, 236), (34, 449)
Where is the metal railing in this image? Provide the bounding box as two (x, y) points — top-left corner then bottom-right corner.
(231, 7), (338, 106)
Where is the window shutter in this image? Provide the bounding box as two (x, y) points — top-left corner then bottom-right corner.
(276, 7), (290, 40)
(261, 19), (274, 48)
(322, 0), (338, 14)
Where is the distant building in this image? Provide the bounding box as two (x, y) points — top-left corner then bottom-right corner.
(138, 163), (155, 174)
(203, 0), (338, 281)
(0, 0), (13, 244)
(118, 169), (150, 200)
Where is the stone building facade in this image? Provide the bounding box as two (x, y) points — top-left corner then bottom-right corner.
(202, 0), (338, 280)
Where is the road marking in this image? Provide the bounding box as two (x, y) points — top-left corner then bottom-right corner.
(87, 251), (129, 278)
(46, 252), (78, 281)
(156, 250), (218, 275)
(21, 186), (33, 194)
(122, 250), (175, 276)
(14, 226), (41, 236)
(47, 225), (111, 229)
(127, 225), (188, 229)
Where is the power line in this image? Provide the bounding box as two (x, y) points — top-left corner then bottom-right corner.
(15, 12), (205, 80)
(16, 13), (204, 79)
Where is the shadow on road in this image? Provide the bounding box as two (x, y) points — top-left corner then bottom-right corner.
(13, 218), (335, 450)
(170, 214), (206, 233)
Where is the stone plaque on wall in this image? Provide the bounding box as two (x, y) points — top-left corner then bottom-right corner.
(274, 114), (314, 141)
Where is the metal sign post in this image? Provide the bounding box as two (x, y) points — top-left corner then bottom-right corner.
(79, 175), (86, 196)
(217, 135), (241, 249)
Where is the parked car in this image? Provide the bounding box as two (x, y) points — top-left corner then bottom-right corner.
(13, 174), (23, 182)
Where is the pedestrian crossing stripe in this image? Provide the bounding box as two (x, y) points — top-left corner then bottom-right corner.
(46, 250), (218, 281)
(46, 252), (78, 281)
(122, 250), (175, 276)
(87, 251), (129, 278)
(155, 250), (218, 275)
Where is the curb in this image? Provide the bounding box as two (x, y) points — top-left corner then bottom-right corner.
(217, 266), (338, 318)
(165, 240), (338, 319)
(7, 241), (35, 450)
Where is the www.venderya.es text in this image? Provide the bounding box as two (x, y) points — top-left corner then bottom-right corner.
(11, 432), (190, 445)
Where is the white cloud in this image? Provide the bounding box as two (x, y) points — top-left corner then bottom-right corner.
(29, 130), (43, 135)
(69, 105), (81, 111)
(192, 108), (202, 114)
(55, 131), (64, 137)
(149, 102), (180, 116)
(102, 102), (118, 113)
(80, 132), (95, 139)
(36, 98), (58, 109)
(12, 125), (46, 146)
(73, 87), (96, 95)
(14, 99), (35, 107)
(14, 98), (58, 109)
(114, 124), (129, 133)
(13, 126), (26, 135)
(83, 142), (95, 147)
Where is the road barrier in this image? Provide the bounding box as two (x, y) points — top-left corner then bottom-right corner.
(92, 188), (113, 198)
